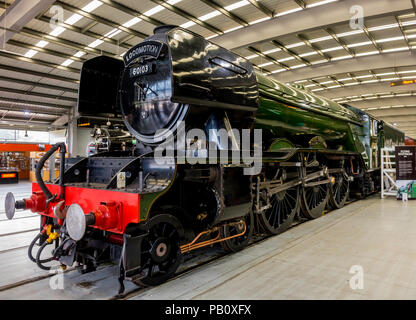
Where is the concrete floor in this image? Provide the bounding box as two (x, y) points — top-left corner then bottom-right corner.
(2, 182), (416, 299)
(131, 196), (416, 300)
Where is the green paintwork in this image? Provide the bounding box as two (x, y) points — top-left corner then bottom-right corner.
(398, 181), (416, 199)
(268, 138), (294, 151)
(254, 73), (366, 156)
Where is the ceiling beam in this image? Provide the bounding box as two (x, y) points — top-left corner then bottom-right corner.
(248, 46), (290, 70)
(0, 86), (77, 102)
(8, 39), (85, 63)
(19, 26), (116, 57)
(199, 0), (249, 26)
(0, 63), (78, 84)
(271, 39), (311, 65)
(320, 83), (416, 99)
(0, 104), (62, 116)
(150, 0), (223, 35)
(273, 51), (416, 83)
(0, 75), (77, 93)
(246, 0), (273, 18)
(212, 0), (413, 50)
(56, 0), (147, 40)
(0, 97), (72, 110)
(100, 0), (164, 27)
(0, 0), (55, 45)
(0, 50), (80, 74)
(35, 15), (131, 51)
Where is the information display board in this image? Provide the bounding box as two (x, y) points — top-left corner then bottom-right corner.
(395, 146), (416, 180)
(395, 146), (416, 199)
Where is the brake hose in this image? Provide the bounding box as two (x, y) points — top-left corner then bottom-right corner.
(35, 241), (55, 271)
(35, 142), (66, 201)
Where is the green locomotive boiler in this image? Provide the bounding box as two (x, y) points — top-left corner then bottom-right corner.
(5, 26), (405, 291)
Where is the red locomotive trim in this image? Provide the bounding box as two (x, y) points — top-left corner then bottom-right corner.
(32, 183), (140, 234)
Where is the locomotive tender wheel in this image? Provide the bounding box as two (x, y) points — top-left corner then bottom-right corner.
(220, 209), (254, 252)
(259, 186), (300, 235)
(137, 215), (183, 286)
(300, 181), (329, 219)
(329, 174), (349, 209)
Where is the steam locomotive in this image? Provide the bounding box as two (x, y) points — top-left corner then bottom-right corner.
(4, 26), (404, 293)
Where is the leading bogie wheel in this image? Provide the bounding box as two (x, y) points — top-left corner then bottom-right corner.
(220, 209), (254, 252)
(137, 214), (183, 287)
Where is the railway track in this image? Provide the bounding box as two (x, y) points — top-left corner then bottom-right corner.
(0, 181), (359, 300)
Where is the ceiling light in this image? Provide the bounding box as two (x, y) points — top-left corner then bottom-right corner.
(104, 28), (122, 38)
(299, 51), (318, 57)
(321, 46), (343, 53)
(271, 69), (285, 74)
(368, 23), (398, 32)
(275, 8), (302, 17)
(278, 57), (295, 62)
(398, 70), (416, 74)
(307, 0), (338, 8)
(245, 54), (259, 59)
(286, 42), (304, 49)
(383, 47), (409, 53)
(225, 0), (249, 11)
(347, 41), (372, 48)
(205, 34), (217, 40)
(181, 21), (195, 28)
(375, 72), (395, 76)
(258, 62), (273, 67)
(224, 25), (244, 33)
(36, 40), (49, 48)
(355, 51), (379, 57)
(88, 39), (104, 48)
(376, 36), (404, 43)
(61, 59), (74, 67)
(144, 5), (164, 16)
(123, 17), (142, 28)
(65, 13), (83, 25)
(200, 11), (221, 21)
(82, 0), (102, 13)
(291, 64), (306, 69)
(309, 36), (333, 43)
(49, 26), (65, 37)
(361, 80), (378, 84)
(74, 51), (85, 58)
(355, 75), (373, 79)
(24, 50), (38, 58)
(332, 55), (352, 61)
(337, 30), (364, 37)
(249, 17), (271, 25)
(263, 48), (281, 55)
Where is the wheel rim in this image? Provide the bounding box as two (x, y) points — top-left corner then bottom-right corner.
(329, 174), (349, 209)
(220, 210), (254, 252)
(301, 182), (329, 219)
(259, 186), (299, 234)
(140, 221), (182, 286)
